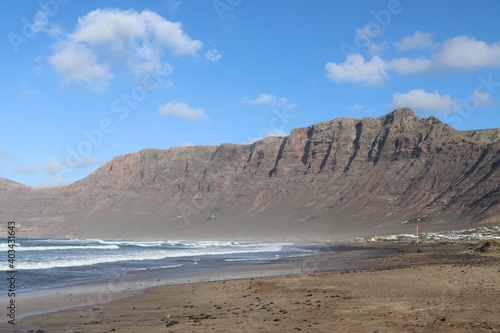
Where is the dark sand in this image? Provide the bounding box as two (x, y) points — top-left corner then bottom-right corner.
(2, 241), (499, 333)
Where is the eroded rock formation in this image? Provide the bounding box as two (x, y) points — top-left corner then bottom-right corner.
(1, 108), (498, 240)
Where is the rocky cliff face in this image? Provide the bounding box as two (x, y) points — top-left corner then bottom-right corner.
(1, 108), (499, 240)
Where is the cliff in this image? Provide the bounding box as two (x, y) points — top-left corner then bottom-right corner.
(1, 108), (499, 240)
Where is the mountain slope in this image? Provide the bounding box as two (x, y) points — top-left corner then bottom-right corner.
(1, 108), (499, 240)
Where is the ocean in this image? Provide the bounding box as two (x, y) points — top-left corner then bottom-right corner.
(1, 238), (325, 293)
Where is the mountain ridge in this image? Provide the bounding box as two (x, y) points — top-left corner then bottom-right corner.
(1, 108), (499, 240)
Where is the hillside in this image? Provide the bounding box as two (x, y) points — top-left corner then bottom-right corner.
(1, 108), (499, 240)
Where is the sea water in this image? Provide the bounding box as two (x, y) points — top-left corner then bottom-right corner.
(0, 238), (322, 293)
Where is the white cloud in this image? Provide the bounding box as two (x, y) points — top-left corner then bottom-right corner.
(205, 49), (222, 62)
(355, 24), (384, 44)
(242, 93), (296, 109)
(33, 10), (49, 33)
(19, 88), (42, 97)
(39, 175), (70, 188)
(247, 130), (288, 144)
(166, 0), (182, 12)
(17, 156), (62, 174)
(349, 104), (363, 111)
(354, 24), (386, 55)
(390, 89), (455, 114)
(0, 147), (8, 157)
(265, 129), (287, 137)
(16, 156), (63, 174)
(368, 41), (387, 55)
(158, 101), (208, 121)
(470, 90), (493, 108)
(50, 41), (115, 92)
(27, 10), (63, 38)
(16, 165), (40, 174)
(35, 64), (45, 76)
(390, 57), (431, 74)
(327, 35), (500, 84)
(17, 155), (96, 175)
(48, 8), (202, 92)
(67, 155), (96, 168)
(325, 54), (389, 86)
(43, 156), (63, 174)
(432, 35), (500, 70)
(395, 31), (439, 52)
(18, 81), (42, 97)
(242, 93), (276, 105)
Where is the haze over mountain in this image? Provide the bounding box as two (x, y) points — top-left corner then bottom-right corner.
(1, 108), (499, 241)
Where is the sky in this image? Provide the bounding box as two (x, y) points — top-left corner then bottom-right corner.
(0, 0), (499, 188)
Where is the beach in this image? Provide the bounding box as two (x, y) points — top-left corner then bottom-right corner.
(3, 241), (499, 333)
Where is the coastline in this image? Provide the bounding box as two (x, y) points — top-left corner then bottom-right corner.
(1, 242), (383, 322)
(3, 241), (499, 332)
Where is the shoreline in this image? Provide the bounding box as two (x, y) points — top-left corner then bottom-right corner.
(1, 242), (386, 323)
(3, 240), (499, 332)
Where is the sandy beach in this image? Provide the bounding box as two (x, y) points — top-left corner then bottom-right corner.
(3, 241), (499, 333)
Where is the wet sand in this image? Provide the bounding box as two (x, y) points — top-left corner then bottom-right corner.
(3, 241), (499, 332)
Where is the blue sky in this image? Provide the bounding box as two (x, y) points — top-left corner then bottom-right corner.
(1, 0), (499, 188)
